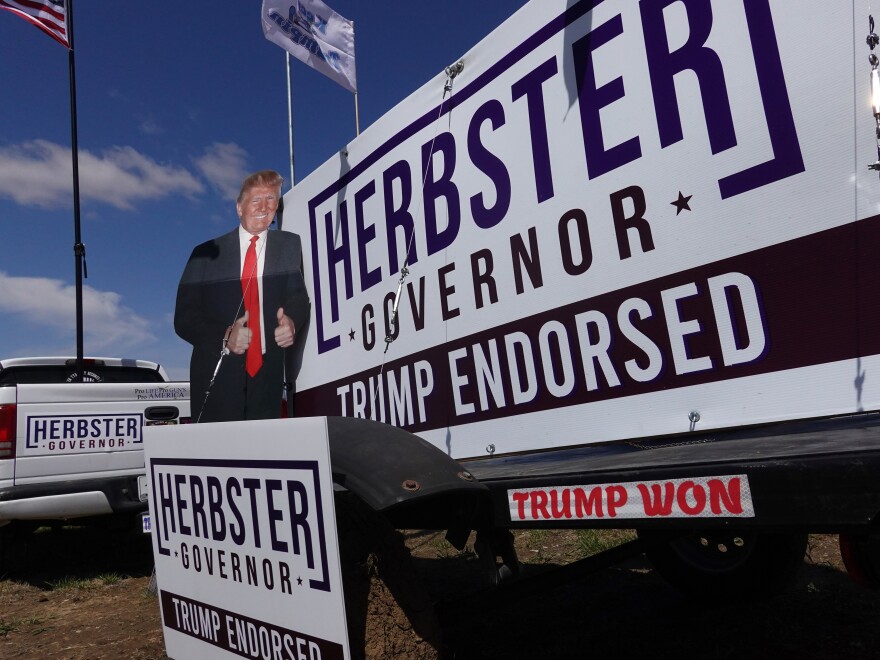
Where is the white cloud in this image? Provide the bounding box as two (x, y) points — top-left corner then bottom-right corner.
(0, 271), (155, 353)
(0, 140), (203, 210)
(194, 142), (249, 201)
(138, 117), (164, 136)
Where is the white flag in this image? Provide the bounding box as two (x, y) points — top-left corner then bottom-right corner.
(262, 0), (357, 94)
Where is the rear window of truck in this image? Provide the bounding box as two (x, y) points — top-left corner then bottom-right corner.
(0, 365), (165, 385)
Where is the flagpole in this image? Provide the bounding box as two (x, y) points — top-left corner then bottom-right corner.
(67, 0), (86, 382)
(286, 52), (296, 187)
(353, 20), (360, 136)
(283, 50), (296, 417)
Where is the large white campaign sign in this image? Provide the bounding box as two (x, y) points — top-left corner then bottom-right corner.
(145, 419), (349, 659)
(285, 0), (880, 460)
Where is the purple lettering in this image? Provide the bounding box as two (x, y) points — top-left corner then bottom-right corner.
(324, 202), (353, 323)
(717, 0), (805, 198)
(422, 132), (460, 255)
(467, 99), (511, 229)
(354, 180), (381, 292)
(574, 14), (641, 179)
(640, 0), (736, 154)
(382, 159), (418, 273)
(511, 56), (559, 203)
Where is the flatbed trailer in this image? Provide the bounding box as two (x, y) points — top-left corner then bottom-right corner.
(453, 411), (880, 596)
(466, 411), (880, 533)
(311, 412), (880, 656)
(324, 412), (880, 600)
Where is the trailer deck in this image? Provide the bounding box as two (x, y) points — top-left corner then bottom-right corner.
(463, 412), (880, 532)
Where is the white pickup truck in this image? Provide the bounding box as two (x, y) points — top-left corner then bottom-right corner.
(0, 357), (190, 536)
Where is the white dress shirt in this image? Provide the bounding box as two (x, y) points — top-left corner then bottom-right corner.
(238, 226), (267, 355)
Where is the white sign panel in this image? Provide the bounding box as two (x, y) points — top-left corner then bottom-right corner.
(145, 419), (348, 659)
(285, 0), (880, 460)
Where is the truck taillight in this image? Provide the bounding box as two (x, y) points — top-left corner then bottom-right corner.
(0, 404), (16, 459)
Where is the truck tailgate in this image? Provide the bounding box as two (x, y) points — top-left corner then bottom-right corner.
(14, 382), (189, 484)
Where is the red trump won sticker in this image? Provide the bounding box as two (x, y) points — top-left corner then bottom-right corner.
(508, 474), (754, 521)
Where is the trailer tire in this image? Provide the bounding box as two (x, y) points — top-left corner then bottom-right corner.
(638, 529), (807, 599)
(335, 491), (441, 659)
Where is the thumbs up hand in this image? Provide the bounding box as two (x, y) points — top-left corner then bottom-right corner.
(226, 310), (252, 355)
(274, 307), (296, 348)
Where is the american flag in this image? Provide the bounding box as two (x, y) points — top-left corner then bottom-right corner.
(0, 0), (68, 47)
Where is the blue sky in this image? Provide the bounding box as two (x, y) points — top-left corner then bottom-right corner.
(0, 0), (527, 380)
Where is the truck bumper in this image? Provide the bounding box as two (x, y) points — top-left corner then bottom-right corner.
(0, 475), (147, 523)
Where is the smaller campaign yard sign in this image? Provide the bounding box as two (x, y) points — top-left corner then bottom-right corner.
(144, 418), (349, 659)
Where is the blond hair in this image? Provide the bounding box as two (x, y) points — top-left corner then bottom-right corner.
(237, 170), (283, 203)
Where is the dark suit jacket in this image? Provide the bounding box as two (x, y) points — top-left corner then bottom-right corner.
(175, 228), (310, 422)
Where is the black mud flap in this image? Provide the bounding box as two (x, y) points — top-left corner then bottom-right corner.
(326, 417), (491, 539)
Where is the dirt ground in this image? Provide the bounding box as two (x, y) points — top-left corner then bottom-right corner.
(0, 523), (878, 659)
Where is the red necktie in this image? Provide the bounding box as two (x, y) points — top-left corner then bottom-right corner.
(242, 235), (262, 377)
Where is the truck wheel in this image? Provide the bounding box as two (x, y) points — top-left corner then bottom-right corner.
(334, 492), (441, 659)
(638, 529), (807, 598)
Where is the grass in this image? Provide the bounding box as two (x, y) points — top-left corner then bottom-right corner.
(428, 534), (459, 559)
(47, 576), (97, 591)
(574, 528), (637, 559)
(528, 529), (549, 544)
(519, 528), (637, 563)
(97, 573), (122, 586)
(46, 572), (124, 591)
(0, 615), (48, 637)
(523, 529), (553, 561)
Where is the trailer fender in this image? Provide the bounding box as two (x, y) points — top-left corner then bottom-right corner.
(326, 417), (491, 540)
